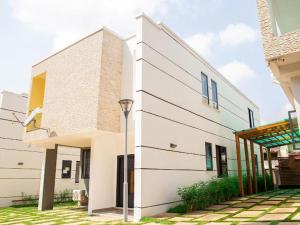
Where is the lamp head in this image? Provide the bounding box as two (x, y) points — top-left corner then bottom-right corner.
(119, 99), (134, 118)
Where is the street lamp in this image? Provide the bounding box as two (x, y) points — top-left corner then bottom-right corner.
(119, 99), (134, 222)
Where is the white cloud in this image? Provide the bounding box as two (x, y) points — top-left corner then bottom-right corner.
(184, 33), (216, 58)
(10, 0), (178, 51)
(219, 23), (257, 46)
(218, 61), (256, 85)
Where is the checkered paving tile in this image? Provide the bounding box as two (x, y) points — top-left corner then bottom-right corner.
(2, 189), (300, 224)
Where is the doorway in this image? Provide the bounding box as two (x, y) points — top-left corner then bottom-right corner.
(216, 145), (228, 177)
(116, 154), (134, 208)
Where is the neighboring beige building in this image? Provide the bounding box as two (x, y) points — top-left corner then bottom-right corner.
(257, 0), (300, 128)
(0, 90), (85, 207)
(23, 14), (261, 221)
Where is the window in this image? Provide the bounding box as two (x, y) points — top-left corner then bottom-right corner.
(81, 149), (90, 179)
(61, 160), (72, 179)
(205, 142), (213, 171)
(75, 161), (80, 183)
(216, 145), (228, 177)
(211, 79), (218, 108)
(248, 108), (255, 128)
(201, 73), (209, 101)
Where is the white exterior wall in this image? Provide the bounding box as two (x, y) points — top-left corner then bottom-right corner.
(87, 34), (136, 214)
(290, 76), (300, 128)
(0, 91), (85, 207)
(133, 15), (261, 220)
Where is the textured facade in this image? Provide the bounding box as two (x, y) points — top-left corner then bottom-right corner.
(257, 0), (300, 127)
(257, 0), (300, 60)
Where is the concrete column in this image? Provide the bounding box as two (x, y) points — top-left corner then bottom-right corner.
(290, 76), (300, 128)
(38, 148), (57, 211)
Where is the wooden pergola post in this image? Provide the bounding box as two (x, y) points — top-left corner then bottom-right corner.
(250, 141), (257, 193)
(259, 145), (267, 191)
(244, 139), (253, 195)
(235, 134), (244, 196)
(267, 148), (274, 188)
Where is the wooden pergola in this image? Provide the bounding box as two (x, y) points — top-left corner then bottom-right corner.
(235, 119), (300, 196)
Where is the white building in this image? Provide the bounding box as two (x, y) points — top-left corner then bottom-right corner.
(0, 90), (85, 207)
(257, 0), (300, 130)
(23, 14), (261, 221)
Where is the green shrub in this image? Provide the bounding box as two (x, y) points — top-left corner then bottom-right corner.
(169, 174), (275, 213)
(56, 189), (72, 202)
(21, 194), (37, 205)
(176, 176), (240, 212)
(167, 204), (187, 213)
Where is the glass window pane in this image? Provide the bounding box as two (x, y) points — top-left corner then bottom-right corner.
(61, 160), (72, 179)
(211, 80), (218, 106)
(205, 142), (213, 171)
(248, 108), (255, 128)
(81, 149), (90, 179)
(201, 73), (209, 99)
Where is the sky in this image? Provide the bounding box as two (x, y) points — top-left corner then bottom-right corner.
(0, 0), (293, 124)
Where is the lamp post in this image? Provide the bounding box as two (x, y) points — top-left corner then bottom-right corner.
(119, 99), (134, 222)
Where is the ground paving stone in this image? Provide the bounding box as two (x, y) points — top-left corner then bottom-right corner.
(246, 198), (264, 203)
(219, 207), (243, 213)
(260, 200), (282, 205)
(250, 205), (273, 210)
(205, 223), (232, 225)
(269, 207), (297, 213)
(232, 197), (249, 201)
(239, 222), (270, 225)
(232, 202), (256, 208)
(224, 217), (251, 222)
(287, 199), (300, 203)
(183, 210), (210, 217)
(256, 213), (290, 221)
(277, 223), (300, 225)
(291, 212), (300, 220)
(233, 210), (263, 218)
(169, 217), (193, 222)
(173, 222), (198, 225)
(193, 213), (228, 221)
(220, 200), (241, 205)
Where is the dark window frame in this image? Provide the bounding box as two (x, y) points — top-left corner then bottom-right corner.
(205, 142), (213, 171)
(61, 160), (72, 179)
(201, 72), (209, 102)
(216, 145), (228, 178)
(81, 149), (90, 179)
(75, 161), (80, 183)
(248, 108), (255, 128)
(211, 79), (218, 108)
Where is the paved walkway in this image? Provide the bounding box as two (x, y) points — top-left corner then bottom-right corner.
(1, 189), (300, 224)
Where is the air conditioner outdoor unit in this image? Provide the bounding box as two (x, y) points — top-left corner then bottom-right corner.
(73, 190), (88, 206)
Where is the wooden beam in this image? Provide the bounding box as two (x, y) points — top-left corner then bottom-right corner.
(241, 126), (291, 140)
(235, 135), (244, 196)
(244, 139), (253, 195)
(235, 120), (289, 137)
(260, 145), (267, 191)
(267, 148), (274, 189)
(250, 141), (257, 193)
